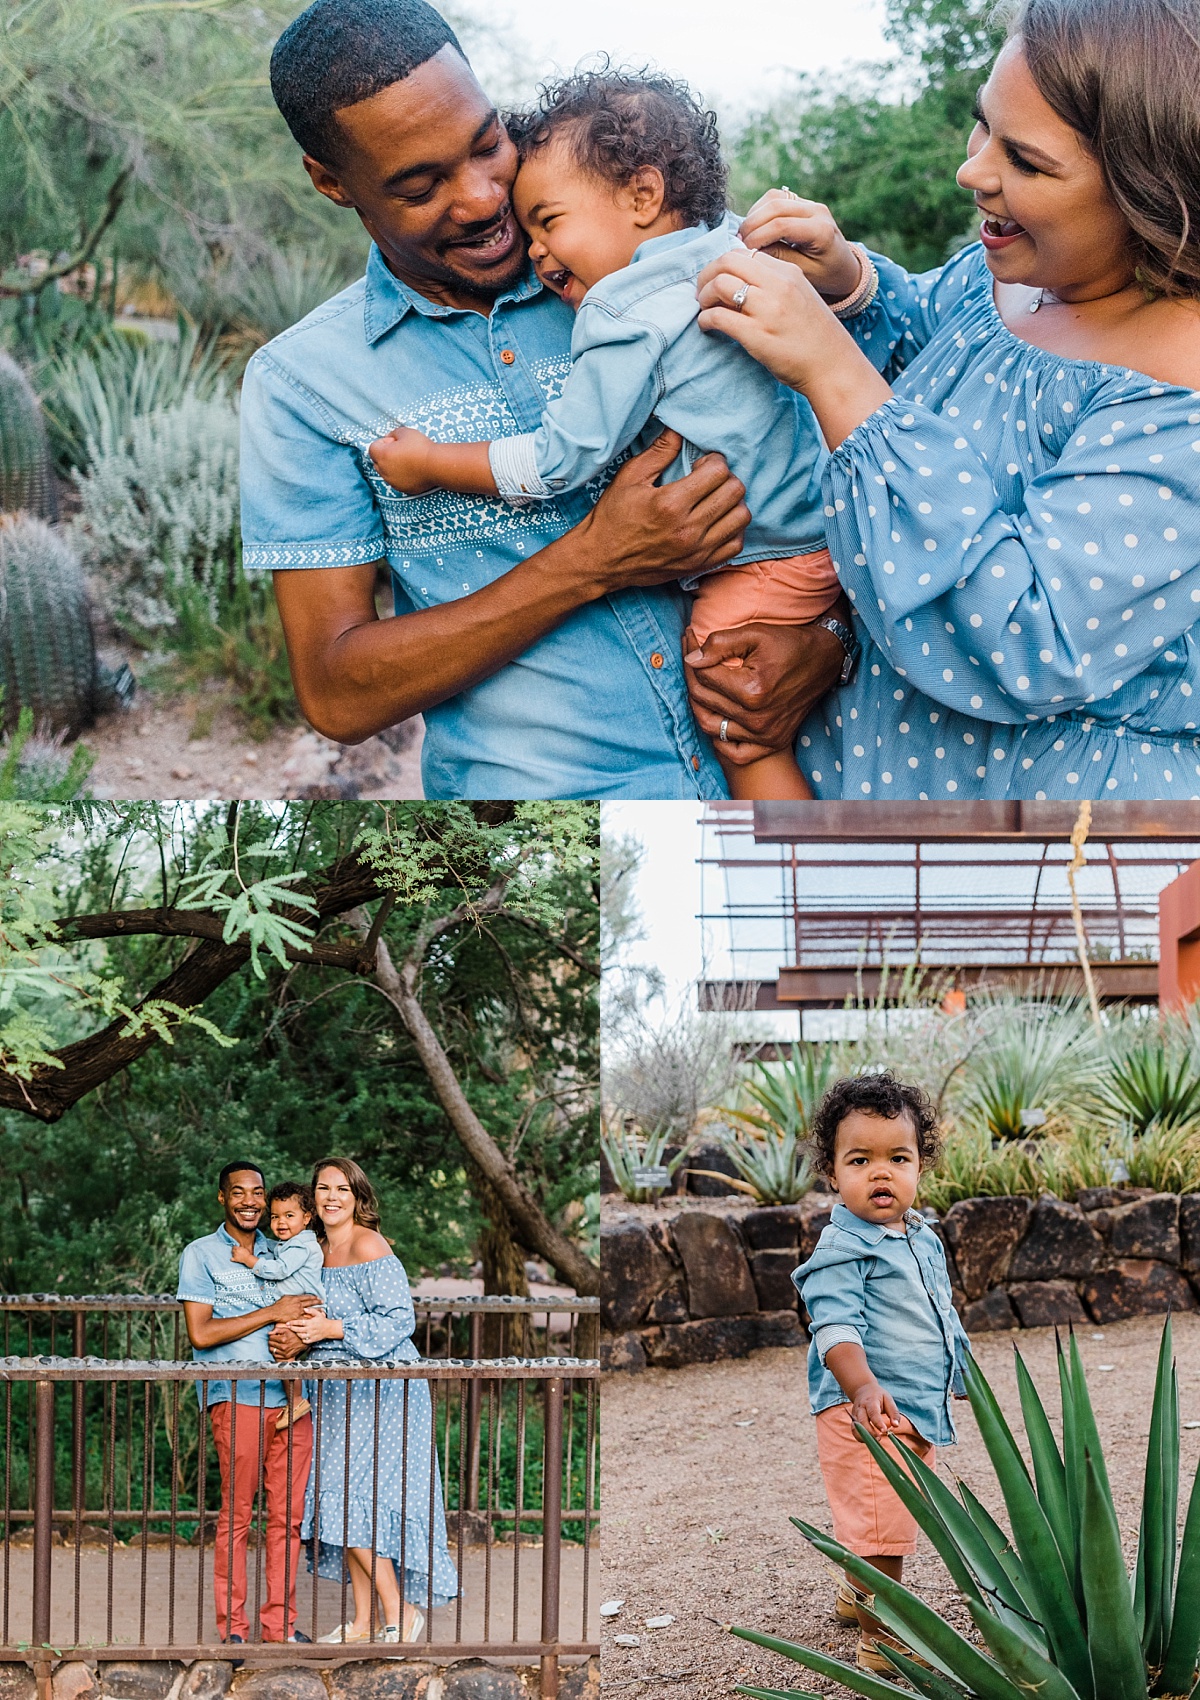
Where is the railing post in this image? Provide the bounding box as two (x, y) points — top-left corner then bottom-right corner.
(32, 1378), (55, 1695)
(539, 1376), (564, 1700)
(466, 1314), (482, 1511)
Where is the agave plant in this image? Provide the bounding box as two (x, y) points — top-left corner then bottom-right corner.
(600, 1114), (689, 1203)
(1104, 1026), (1200, 1137)
(955, 988), (1103, 1142)
(732, 1317), (1200, 1700)
(709, 1044), (839, 1204)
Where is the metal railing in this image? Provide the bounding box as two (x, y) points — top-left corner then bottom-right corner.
(0, 1299), (599, 1699)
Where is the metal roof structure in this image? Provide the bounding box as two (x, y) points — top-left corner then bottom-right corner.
(698, 801), (1200, 1009)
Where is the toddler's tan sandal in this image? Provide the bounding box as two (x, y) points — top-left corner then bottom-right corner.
(857, 1633), (933, 1674)
(835, 1581), (870, 1622)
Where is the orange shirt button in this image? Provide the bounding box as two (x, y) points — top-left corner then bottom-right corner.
(500, 349), (516, 365)
(650, 651), (665, 668)
(691, 755), (701, 771)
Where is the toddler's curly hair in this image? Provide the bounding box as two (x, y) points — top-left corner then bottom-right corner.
(267, 1180), (315, 1218)
(505, 65), (728, 231)
(808, 1071), (942, 1177)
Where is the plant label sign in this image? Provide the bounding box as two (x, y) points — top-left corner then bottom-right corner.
(632, 1165), (671, 1190)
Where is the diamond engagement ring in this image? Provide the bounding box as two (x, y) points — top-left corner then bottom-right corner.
(719, 718), (730, 742)
(731, 282), (750, 312)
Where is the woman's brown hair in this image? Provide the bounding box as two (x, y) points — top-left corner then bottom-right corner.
(310, 1156), (381, 1236)
(1013, 0), (1200, 299)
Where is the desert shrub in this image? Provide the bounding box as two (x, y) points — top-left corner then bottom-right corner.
(72, 392), (239, 634)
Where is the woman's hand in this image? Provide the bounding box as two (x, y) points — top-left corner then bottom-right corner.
(696, 249), (891, 447)
(738, 189), (861, 299)
(289, 1313), (345, 1346)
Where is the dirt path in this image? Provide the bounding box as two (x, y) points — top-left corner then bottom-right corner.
(601, 1312), (1200, 1697)
(79, 684), (424, 800)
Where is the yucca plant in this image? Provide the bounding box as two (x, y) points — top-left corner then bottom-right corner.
(732, 1317), (1200, 1700)
(956, 989), (1102, 1142)
(1104, 1029), (1200, 1137)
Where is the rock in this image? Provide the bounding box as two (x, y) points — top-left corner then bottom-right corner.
(645, 1281), (688, 1323)
(440, 1660), (527, 1699)
(0, 1672), (36, 1700)
(748, 1249), (800, 1312)
(797, 1202), (834, 1263)
(741, 1206), (803, 1251)
(962, 1287), (1018, 1332)
(1076, 1186), (1128, 1211)
(943, 1197), (1033, 1299)
(1008, 1198), (1104, 1283)
(327, 1663), (440, 1700)
(559, 1657), (600, 1700)
(685, 1142), (741, 1196)
(641, 1310), (803, 1368)
(600, 1219), (675, 1332)
(600, 1331), (647, 1372)
(1082, 1259), (1199, 1323)
(229, 1672), (327, 1700)
(1180, 1195), (1200, 1270)
(99, 1667), (183, 1700)
(1108, 1193), (1180, 1261)
(1007, 1280), (1087, 1328)
(179, 1666), (232, 1700)
(52, 1667), (89, 1700)
(672, 1213), (758, 1317)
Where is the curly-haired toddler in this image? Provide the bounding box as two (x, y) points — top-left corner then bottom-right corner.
(794, 1072), (972, 1675)
(367, 68), (856, 801)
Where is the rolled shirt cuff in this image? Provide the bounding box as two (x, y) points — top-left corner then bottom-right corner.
(489, 433), (552, 500)
(813, 1323), (864, 1365)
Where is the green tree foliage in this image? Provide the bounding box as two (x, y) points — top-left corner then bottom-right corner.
(0, 802), (598, 1294)
(728, 0), (1006, 272)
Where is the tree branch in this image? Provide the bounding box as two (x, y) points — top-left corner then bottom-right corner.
(1, 854), (384, 1122)
(0, 167), (133, 299)
(355, 918), (599, 1298)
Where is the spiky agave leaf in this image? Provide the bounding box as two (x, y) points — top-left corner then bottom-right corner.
(730, 1627), (924, 1700)
(1135, 1317), (1179, 1665)
(1079, 1447), (1147, 1700)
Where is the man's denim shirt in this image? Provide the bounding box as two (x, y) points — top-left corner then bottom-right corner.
(491, 213), (828, 578)
(793, 1202), (972, 1446)
(176, 1224), (286, 1410)
(239, 245), (727, 801)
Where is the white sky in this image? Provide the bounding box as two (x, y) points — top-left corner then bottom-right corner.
(476, 0), (893, 115)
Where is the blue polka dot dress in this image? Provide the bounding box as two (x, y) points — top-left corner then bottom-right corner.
(301, 1255), (459, 1608)
(798, 242), (1200, 798)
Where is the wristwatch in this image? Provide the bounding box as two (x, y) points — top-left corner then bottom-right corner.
(814, 613), (860, 685)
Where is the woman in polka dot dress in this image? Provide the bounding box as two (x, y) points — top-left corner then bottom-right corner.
(274, 1156), (458, 1642)
(687, 0), (1200, 799)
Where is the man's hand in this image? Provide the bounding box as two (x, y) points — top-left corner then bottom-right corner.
(572, 431), (750, 598)
(368, 426), (437, 494)
(849, 1380), (902, 1440)
(230, 1244), (257, 1269)
(269, 1323), (305, 1361)
(683, 608), (849, 764)
(272, 1295), (322, 1324)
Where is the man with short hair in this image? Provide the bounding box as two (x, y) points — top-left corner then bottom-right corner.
(178, 1163), (320, 1646)
(239, 0), (845, 798)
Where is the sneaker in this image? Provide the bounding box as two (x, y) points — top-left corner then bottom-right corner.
(289, 1629), (312, 1644)
(857, 1633), (933, 1674)
(223, 1635), (245, 1671)
(403, 1608), (425, 1644)
(835, 1581), (872, 1623)
(318, 1622), (370, 1644)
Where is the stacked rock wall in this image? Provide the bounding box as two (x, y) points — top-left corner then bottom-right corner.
(600, 1188), (1200, 1369)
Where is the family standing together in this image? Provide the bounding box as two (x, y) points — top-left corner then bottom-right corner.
(176, 1157), (457, 1647)
(241, 0), (1200, 801)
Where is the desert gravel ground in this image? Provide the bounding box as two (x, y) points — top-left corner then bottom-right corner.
(602, 1312), (1200, 1697)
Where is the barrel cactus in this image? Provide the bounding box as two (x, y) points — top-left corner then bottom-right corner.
(0, 514), (105, 734)
(0, 351), (58, 521)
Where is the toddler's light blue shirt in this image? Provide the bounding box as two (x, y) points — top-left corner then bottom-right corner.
(239, 246), (727, 800)
(490, 213), (829, 579)
(252, 1226), (325, 1300)
(794, 1201), (972, 1446)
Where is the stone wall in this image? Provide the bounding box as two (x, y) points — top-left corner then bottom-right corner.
(600, 1187), (1200, 1370)
(0, 1656), (598, 1700)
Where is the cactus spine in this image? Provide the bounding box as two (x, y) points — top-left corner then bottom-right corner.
(0, 515), (97, 733)
(0, 351), (59, 521)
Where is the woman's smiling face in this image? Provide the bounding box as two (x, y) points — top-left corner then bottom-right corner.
(957, 37), (1133, 299)
(314, 1165), (355, 1227)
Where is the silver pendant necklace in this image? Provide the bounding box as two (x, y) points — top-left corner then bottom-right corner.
(1029, 289), (1045, 313)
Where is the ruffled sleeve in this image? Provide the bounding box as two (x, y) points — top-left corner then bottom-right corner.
(824, 384), (1200, 720)
(843, 250), (982, 381)
(339, 1257), (418, 1360)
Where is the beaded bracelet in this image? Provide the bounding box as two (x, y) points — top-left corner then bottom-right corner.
(828, 243), (880, 320)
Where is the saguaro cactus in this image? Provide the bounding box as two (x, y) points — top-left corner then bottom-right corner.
(0, 351), (58, 521)
(0, 514), (98, 733)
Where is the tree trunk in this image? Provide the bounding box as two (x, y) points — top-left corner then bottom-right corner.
(475, 1171), (531, 1356)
